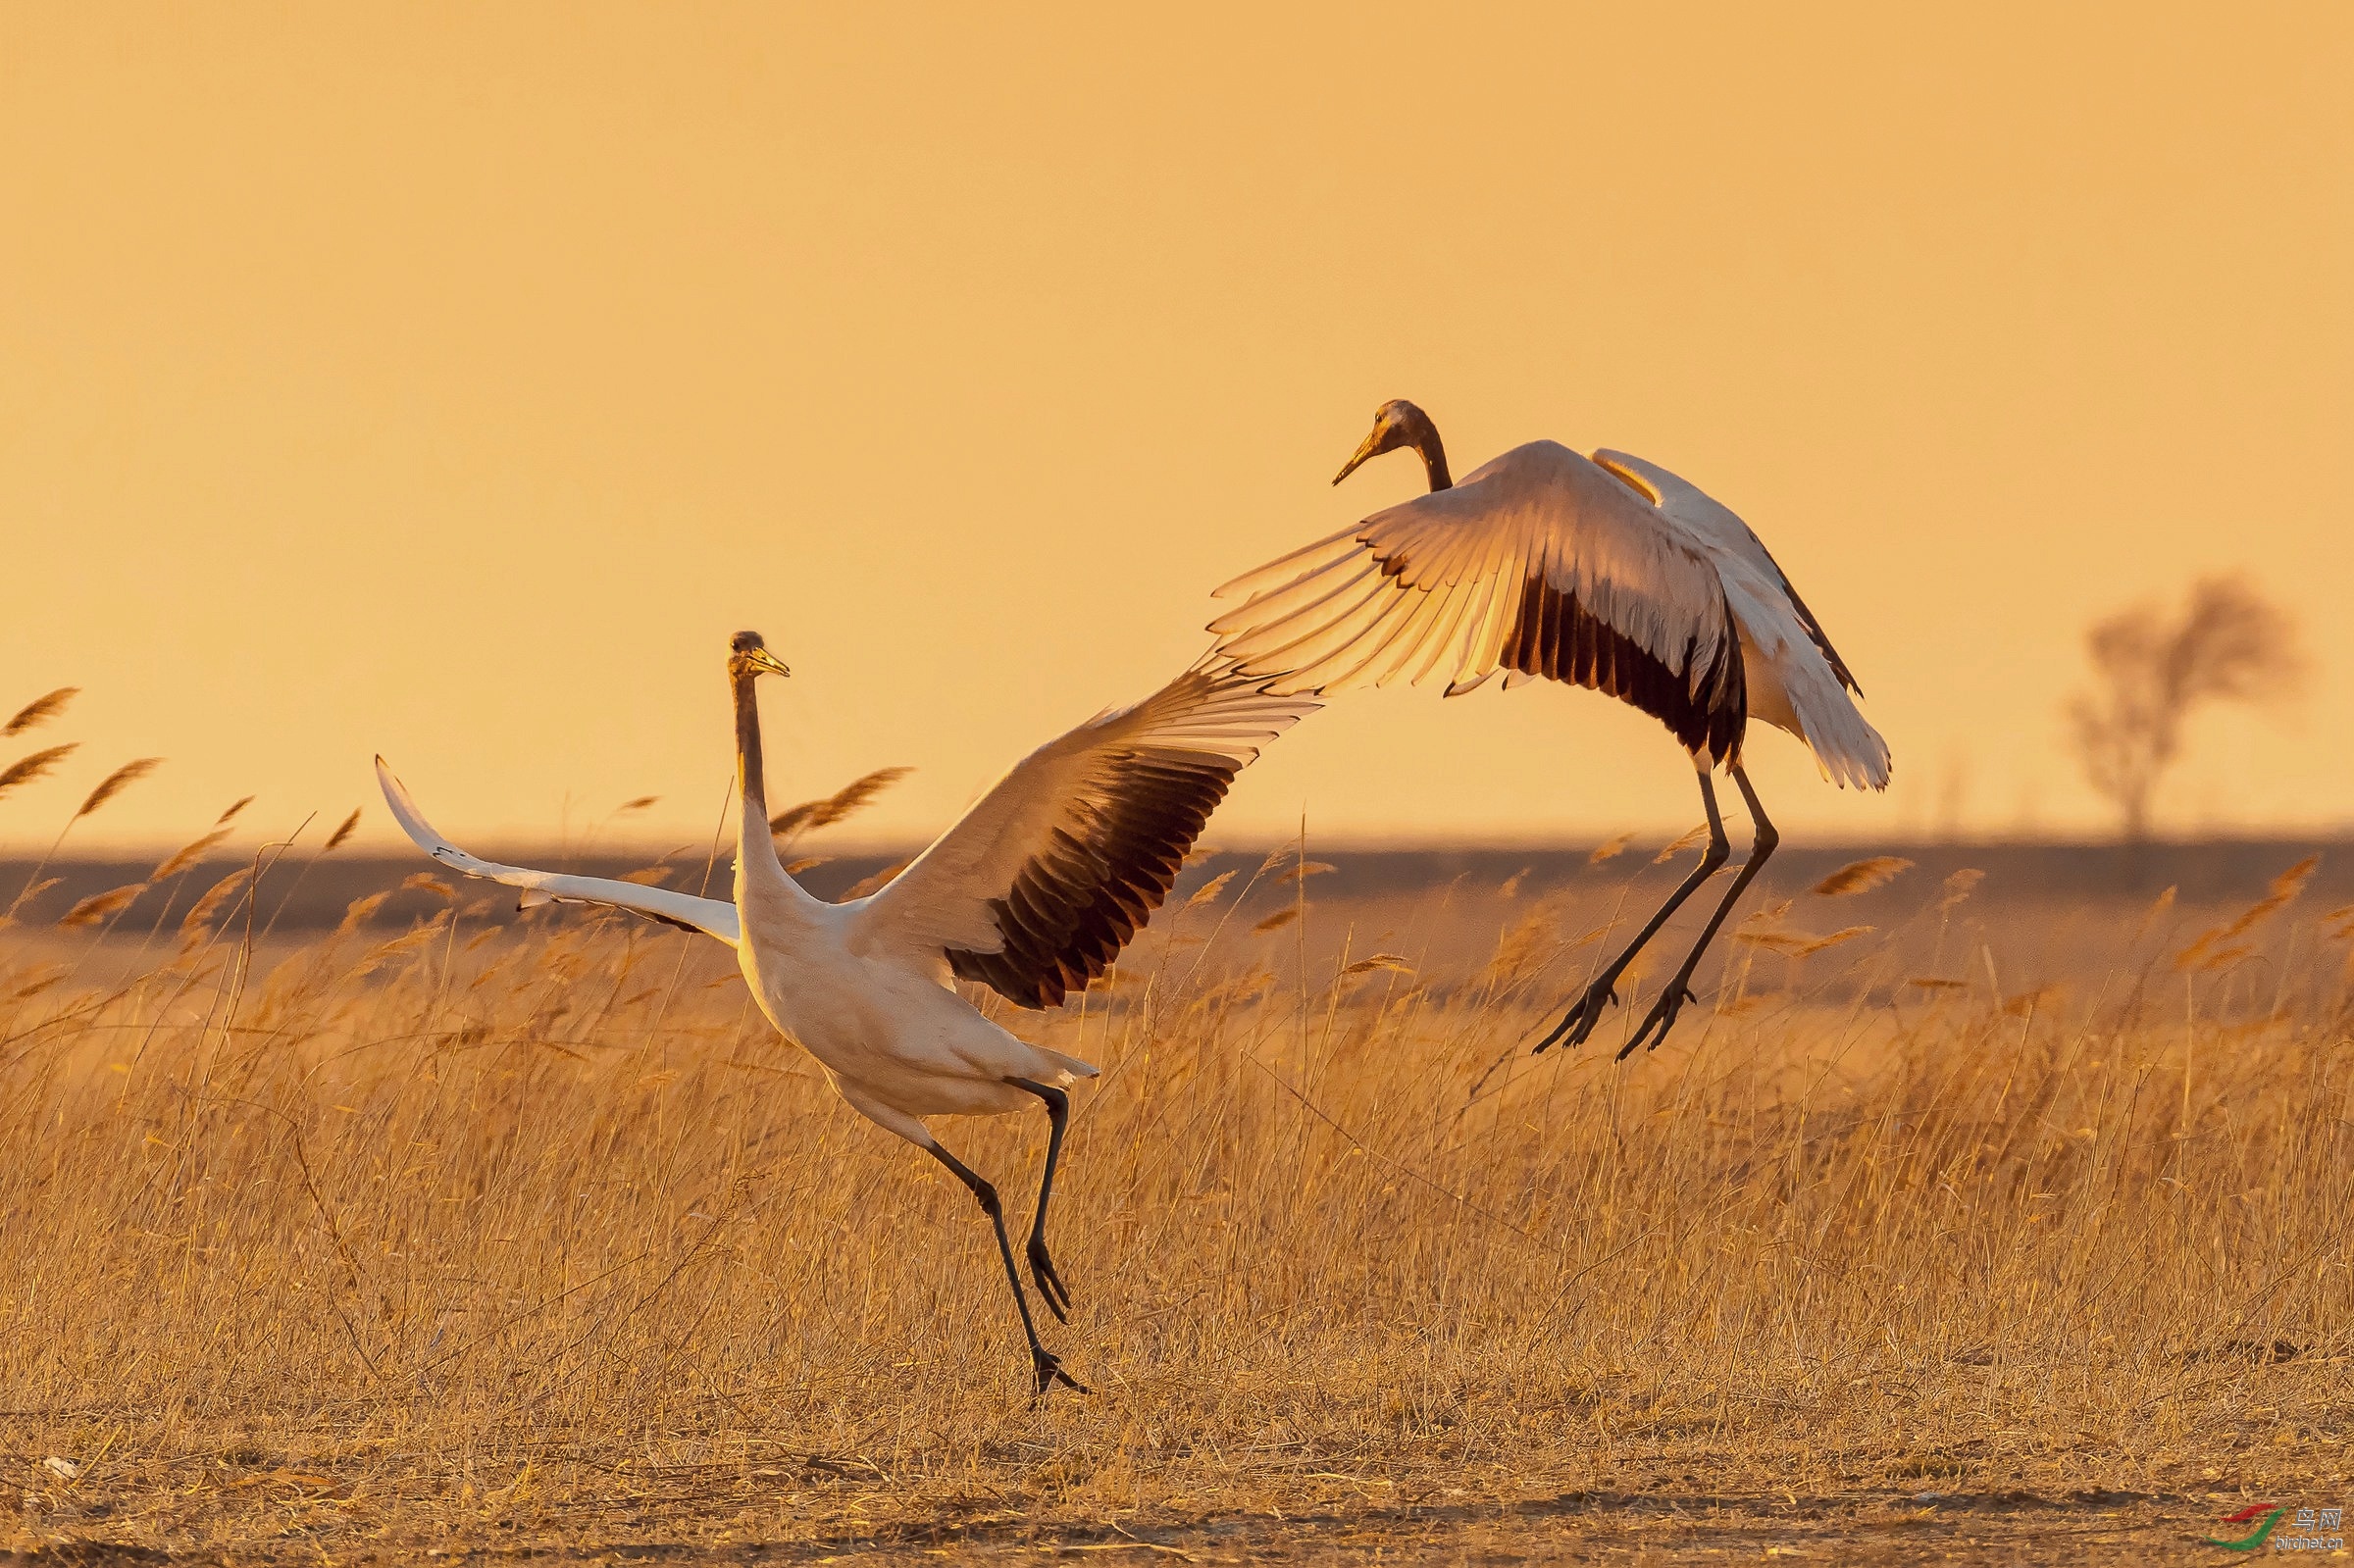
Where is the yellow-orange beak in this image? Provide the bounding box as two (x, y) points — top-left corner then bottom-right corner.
(744, 647), (792, 680)
(1332, 424), (1386, 486)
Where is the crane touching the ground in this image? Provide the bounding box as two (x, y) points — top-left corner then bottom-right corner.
(379, 632), (1315, 1394)
(1209, 400), (1889, 1056)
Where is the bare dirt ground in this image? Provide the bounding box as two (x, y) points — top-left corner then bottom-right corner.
(6, 1467), (2339, 1564)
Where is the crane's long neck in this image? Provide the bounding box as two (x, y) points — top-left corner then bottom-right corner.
(1413, 425), (1453, 491)
(731, 669), (801, 906)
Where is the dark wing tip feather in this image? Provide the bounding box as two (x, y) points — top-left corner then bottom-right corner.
(947, 747), (1242, 1009)
(1501, 578), (1748, 765)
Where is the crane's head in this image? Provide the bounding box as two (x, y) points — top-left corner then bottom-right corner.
(1334, 399), (1441, 485)
(729, 630), (792, 682)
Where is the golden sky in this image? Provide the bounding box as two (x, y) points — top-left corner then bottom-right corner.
(3, 4), (2349, 853)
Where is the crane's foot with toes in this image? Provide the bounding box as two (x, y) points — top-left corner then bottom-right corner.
(1031, 1346), (1089, 1398)
(1533, 980), (1618, 1054)
(1618, 984), (1698, 1058)
(1027, 1237), (1073, 1323)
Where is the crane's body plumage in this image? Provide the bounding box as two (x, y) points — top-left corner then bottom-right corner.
(379, 644), (1314, 1392)
(725, 867), (1092, 1131)
(1210, 400), (1889, 1056)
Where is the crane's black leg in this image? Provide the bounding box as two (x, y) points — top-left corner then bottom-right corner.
(923, 1137), (1087, 1397)
(1534, 771), (1731, 1054)
(1617, 764), (1779, 1058)
(1005, 1076), (1072, 1323)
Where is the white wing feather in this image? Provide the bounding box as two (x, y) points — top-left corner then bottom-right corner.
(375, 758), (743, 943)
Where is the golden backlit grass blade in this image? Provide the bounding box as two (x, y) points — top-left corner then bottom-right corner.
(336, 891), (391, 935)
(77, 757), (163, 818)
(2266, 854), (2320, 901)
(1939, 869), (1985, 908)
(843, 857), (913, 900)
(1271, 860), (1336, 886)
(1795, 925), (1874, 956)
(180, 867), (253, 935)
(1486, 893), (1581, 981)
(2174, 854), (2320, 971)
(324, 809), (362, 852)
(352, 912), (452, 977)
(13, 876), (63, 911)
(153, 829), (230, 882)
(9, 961), (65, 999)
(3, 688), (77, 737)
(215, 795), (255, 826)
(1185, 870), (1238, 909)
(618, 795), (659, 813)
(1340, 953), (1412, 977)
(1730, 897), (1830, 954)
(401, 873), (457, 899)
(618, 866), (674, 886)
(1499, 866), (1532, 898)
(1653, 823), (1710, 863)
(59, 882), (148, 928)
(0, 743), (78, 802)
(2323, 903), (2354, 942)
(1588, 832), (1634, 864)
(1906, 976), (1970, 989)
(768, 766), (913, 842)
(1254, 906), (1300, 934)
(2133, 885), (2177, 942)
(1810, 856), (1914, 897)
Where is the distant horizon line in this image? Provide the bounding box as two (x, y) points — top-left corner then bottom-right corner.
(6, 828), (2352, 865)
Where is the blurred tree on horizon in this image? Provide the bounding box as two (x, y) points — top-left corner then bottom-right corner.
(2067, 576), (2305, 843)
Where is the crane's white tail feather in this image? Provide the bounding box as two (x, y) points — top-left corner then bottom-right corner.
(1034, 1045), (1100, 1084)
(1779, 654), (1891, 789)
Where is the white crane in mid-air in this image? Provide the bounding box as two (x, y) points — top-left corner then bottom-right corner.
(1209, 399), (1889, 1056)
(379, 632), (1315, 1394)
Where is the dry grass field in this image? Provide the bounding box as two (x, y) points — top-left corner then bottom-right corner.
(1, 834), (2350, 1563)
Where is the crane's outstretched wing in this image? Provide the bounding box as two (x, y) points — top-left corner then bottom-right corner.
(375, 758), (742, 944)
(846, 664), (1315, 1009)
(1209, 439), (1745, 764)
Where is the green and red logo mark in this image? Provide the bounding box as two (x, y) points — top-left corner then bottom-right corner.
(2202, 1503), (2284, 1551)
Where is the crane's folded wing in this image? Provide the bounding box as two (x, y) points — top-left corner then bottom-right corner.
(845, 664), (1316, 1009)
(1589, 448), (1887, 788)
(1590, 448), (1863, 696)
(375, 758), (742, 943)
